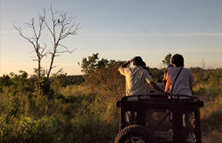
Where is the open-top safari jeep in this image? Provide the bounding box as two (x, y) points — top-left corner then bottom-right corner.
(115, 93), (204, 143)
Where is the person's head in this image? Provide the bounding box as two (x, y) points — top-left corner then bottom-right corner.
(133, 56), (144, 66)
(171, 54), (184, 67)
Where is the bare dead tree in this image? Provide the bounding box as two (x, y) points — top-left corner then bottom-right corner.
(14, 6), (79, 83)
(44, 6), (79, 82)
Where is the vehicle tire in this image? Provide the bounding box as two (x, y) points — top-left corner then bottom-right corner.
(115, 125), (156, 143)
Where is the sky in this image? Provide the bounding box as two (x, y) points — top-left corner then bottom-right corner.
(1, 0), (222, 76)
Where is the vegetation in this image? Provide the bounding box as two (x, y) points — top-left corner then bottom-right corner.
(0, 53), (222, 142)
(0, 72), (118, 143)
(192, 68), (222, 142)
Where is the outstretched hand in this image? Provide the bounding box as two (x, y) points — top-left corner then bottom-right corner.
(120, 59), (133, 68)
(129, 59), (133, 63)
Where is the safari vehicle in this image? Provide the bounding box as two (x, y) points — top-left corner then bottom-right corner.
(115, 93), (204, 143)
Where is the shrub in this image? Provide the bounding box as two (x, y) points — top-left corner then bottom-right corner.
(201, 95), (222, 133)
(0, 116), (58, 143)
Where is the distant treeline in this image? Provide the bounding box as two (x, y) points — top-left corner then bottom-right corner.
(56, 75), (85, 85)
(1, 67), (222, 87)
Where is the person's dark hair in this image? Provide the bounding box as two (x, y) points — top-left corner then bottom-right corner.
(141, 61), (152, 75)
(172, 54), (184, 67)
(133, 56), (144, 66)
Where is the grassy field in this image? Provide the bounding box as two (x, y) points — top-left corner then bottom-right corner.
(0, 67), (221, 143)
(0, 84), (119, 143)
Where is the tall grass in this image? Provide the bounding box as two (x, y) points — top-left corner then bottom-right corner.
(200, 94), (222, 142)
(191, 68), (222, 142)
(0, 84), (119, 143)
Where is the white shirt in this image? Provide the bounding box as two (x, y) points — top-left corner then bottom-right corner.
(166, 67), (193, 97)
(118, 66), (153, 96)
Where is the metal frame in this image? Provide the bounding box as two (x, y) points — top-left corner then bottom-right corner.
(116, 93), (204, 143)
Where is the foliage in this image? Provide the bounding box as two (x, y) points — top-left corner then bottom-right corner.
(66, 75), (85, 85)
(0, 116), (58, 143)
(162, 53), (172, 68)
(81, 53), (109, 74)
(0, 71), (35, 95)
(201, 94), (222, 132)
(191, 68), (222, 98)
(0, 70), (118, 143)
(81, 53), (125, 102)
(148, 67), (164, 82)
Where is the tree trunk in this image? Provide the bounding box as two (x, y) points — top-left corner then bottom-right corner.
(38, 60), (41, 80)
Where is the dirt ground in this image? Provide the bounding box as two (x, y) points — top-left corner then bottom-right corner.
(199, 96), (211, 143)
(202, 135), (211, 143)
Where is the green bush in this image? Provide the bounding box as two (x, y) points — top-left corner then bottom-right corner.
(70, 114), (118, 143)
(0, 116), (58, 143)
(0, 85), (119, 143)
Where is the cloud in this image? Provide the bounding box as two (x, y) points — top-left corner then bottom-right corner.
(139, 33), (222, 37)
(81, 32), (222, 37)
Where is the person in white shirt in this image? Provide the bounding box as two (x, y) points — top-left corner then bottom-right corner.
(118, 56), (164, 96)
(164, 54), (194, 143)
(165, 54), (194, 98)
(118, 56), (164, 123)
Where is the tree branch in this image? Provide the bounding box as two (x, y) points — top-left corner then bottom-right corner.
(15, 6), (79, 82)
